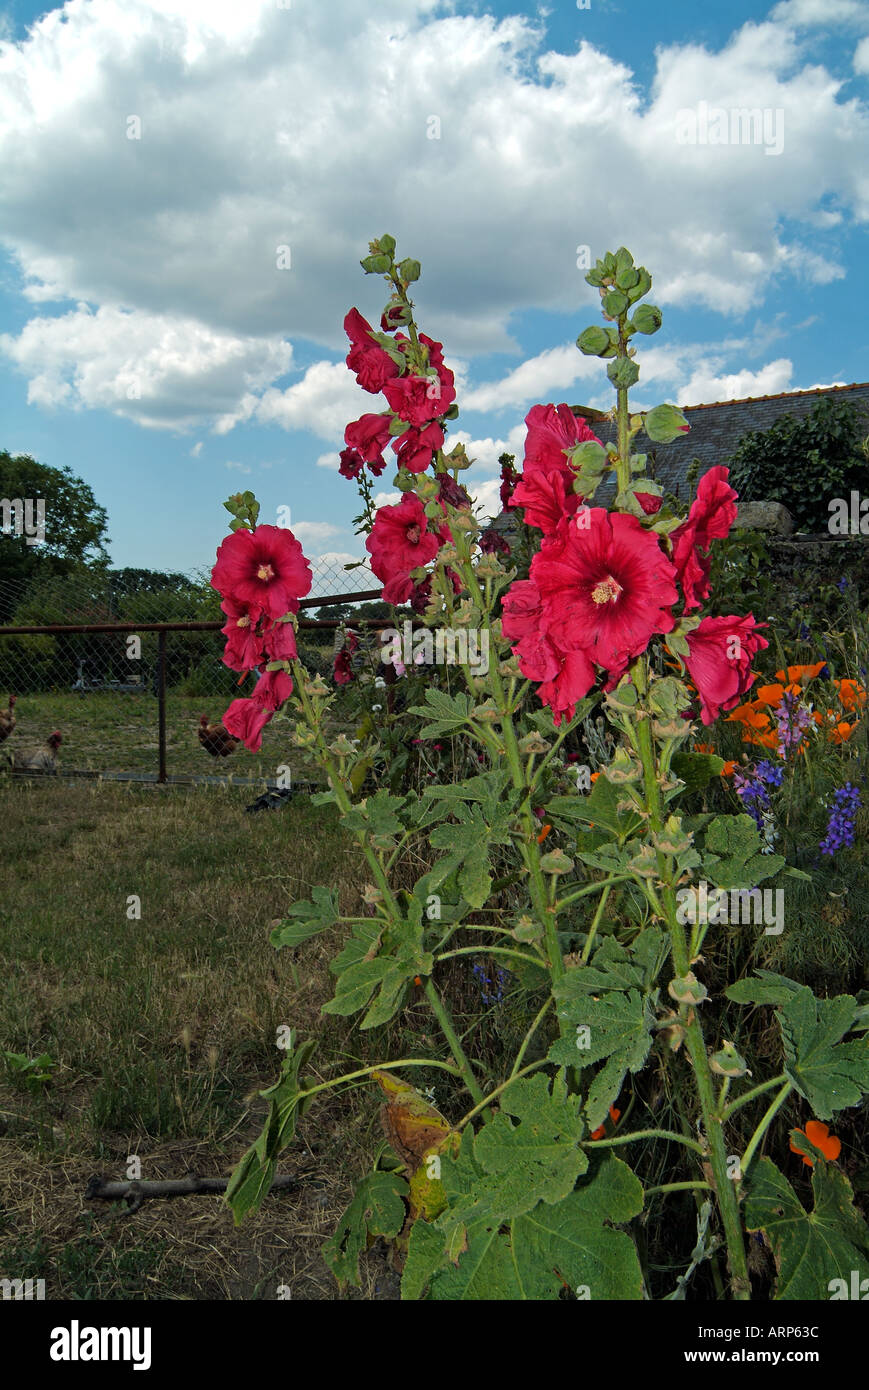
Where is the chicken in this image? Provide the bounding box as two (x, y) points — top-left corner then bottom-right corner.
(198, 714), (239, 758)
(0, 695), (16, 744)
(8, 730), (62, 773)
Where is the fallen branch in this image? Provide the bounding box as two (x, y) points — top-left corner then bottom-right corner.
(85, 1171), (308, 1215)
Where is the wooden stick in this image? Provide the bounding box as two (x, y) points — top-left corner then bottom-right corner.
(85, 1171), (306, 1213)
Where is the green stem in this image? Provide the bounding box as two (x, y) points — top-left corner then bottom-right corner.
(456, 1059), (551, 1129)
(585, 1128), (705, 1156)
(644, 1181), (712, 1199)
(741, 1081), (793, 1175)
(510, 997), (554, 1079)
(298, 1057), (464, 1104)
(553, 875), (633, 912)
(720, 1073), (788, 1122)
(436, 945), (544, 969)
(423, 979), (485, 1107)
(580, 882), (613, 964)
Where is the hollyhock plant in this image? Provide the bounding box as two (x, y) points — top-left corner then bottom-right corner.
(670, 466), (738, 611)
(212, 524), (312, 621)
(365, 493), (441, 605)
(224, 240), (869, 1307)
(682, 614), (769, 724)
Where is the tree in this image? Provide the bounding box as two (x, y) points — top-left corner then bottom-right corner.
(0, 452), (110, 618)
(727, 397), (869, 533)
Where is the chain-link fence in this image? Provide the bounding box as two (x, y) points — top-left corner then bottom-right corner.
(0, 559), (382, 783)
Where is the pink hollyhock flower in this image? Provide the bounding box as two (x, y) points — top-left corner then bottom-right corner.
(263, 619), (298, 663)
(366, 494), (441, 605)
(345, 412), (393, 464)
(511, 464), (581, 535)
(339, 448), (365, 480)
(220, 597), (265, 672)
(344, 308), (400, 394)
(537, 649), (598, 726)
(670, 466), (738, 612)
(533, 510), (678, 680)
(382, 339), (456, 426)
(524, 403), (602, 472)
(511, 404), (603, 535)
(393, 420), (445, 474)
(683, 614), (769, 724)
(212, 525), (312, 621)
(333, 630), (359, 685)
(223, 699), (272, 751)
(502, 579), (562, 682)
(250, 668), (294, 711)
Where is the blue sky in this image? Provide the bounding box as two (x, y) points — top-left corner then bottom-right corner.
(1, 0), (868, 584)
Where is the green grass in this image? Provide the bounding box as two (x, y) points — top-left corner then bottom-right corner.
(2, 690), (329, 782)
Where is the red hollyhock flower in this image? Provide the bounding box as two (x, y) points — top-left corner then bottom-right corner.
(345, 412), (393, 463)
(670, 466), (738, 611)
(365, 494), (441, 605)
(683, 614), (769, 724)
(212, 525), (312, 621)
(635, 492), (663, 515)
(333, 630), (359, 686)
(339, 448), (365, 480)
(382, 339), (456, 426)
(532, 510), (678, 681)
(511, 404), (603, 534)
(501, 579), (596, 724)
(393, 420), (445, 474)
(344, 308), (400, 394)
(262, 619), (298, 663)
(223, 698), (272, 751)
(220, 597), (265, 672)
(250, 668), (294, 711)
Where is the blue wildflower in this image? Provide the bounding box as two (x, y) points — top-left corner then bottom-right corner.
(820, 784), (862, 857)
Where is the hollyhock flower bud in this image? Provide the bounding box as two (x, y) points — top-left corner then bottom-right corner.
(212, 524), (312, 621)
(635, 492), (663, 515)
(344, 308), (401, 394)
(479, 528), (510, 555)
(438, 473), (472, 509)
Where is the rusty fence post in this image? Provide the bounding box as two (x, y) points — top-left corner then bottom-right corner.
(157, 629), (167, 784)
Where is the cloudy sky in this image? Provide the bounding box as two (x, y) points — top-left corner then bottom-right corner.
(1, 0), (868, 584)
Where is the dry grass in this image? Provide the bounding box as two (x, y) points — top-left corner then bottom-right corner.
(0, 778), (402, 1300)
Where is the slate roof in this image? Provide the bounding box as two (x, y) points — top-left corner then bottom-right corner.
(582, 381), (869, 506)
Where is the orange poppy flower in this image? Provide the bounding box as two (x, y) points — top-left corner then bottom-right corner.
(590, 771), (601, 783)
(828, 720), (856, 745)
(537, 824), (552, 844)
(726, 701), (771, 730)
(720, 760), (737, 776)
(790, 1120), (841, 1167)
(775, 662), (826, 685)
(590, 1106), (621, 1141)
(835, 678), (867, 712)
(754, 683), (787, 706)
(695, 743), (715, 754)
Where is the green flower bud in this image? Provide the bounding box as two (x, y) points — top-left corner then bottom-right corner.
(577, 325), (610, 356)
(631, 303), (663, 335)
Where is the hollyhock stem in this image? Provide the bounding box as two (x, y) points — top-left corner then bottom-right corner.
(290, 664), (485, 1108)
(631, 656), (751, 1300)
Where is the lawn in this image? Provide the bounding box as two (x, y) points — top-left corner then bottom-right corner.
(2, 691), (330, 784)
(0, 778), (408, 1299)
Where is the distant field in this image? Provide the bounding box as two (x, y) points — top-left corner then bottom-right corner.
(2, 691), (329, 784)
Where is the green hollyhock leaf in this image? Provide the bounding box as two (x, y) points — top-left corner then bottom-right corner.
(550, 985), (657, 1130)
(644, 402), (689, 442)
(408, 687), (475, 739)
(778, 987), (869, 1119)
(671, 752), (725, 793)
(550, 772), (645, 839)
(744, 1157), (869, 1300)
(322, 1170), (409, 1287)
(631, 304), (663, 335)
(270, 885), (338, 949)
(725, 968), (804, 1007)
(702, 813), (785, 888)
(577, 325), (610, 356)
(424, 1136), (643, 1300)
(225, 1033), (317, 1223)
